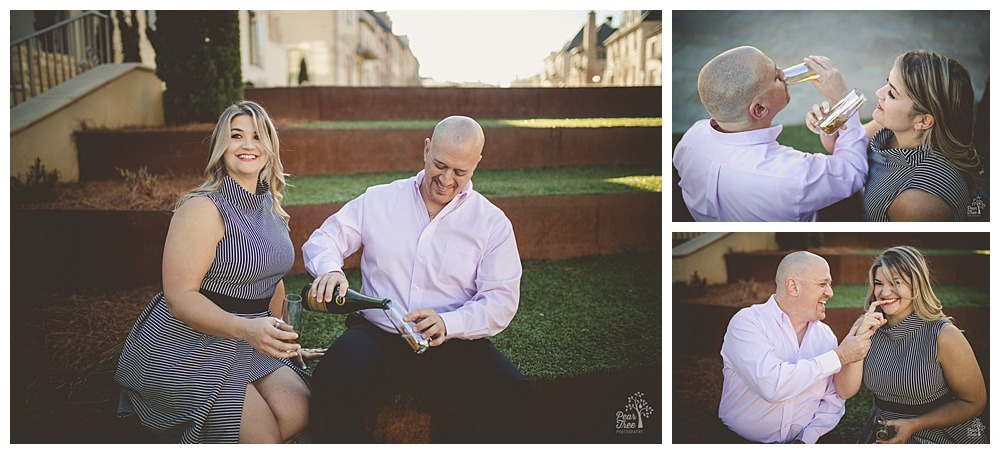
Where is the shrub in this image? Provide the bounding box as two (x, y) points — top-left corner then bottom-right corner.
(11, 157), (60, 204)
(115, 10), (141, 63)
(775, 232), (825, 250)
(147, 11), (242, 124)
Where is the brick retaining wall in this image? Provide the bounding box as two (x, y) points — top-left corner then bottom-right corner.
(12, 192), (661, 291)
(77, 126), (662, 180)
(243, 86), (662, 122)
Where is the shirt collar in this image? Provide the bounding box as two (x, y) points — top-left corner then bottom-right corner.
(412, 169), (473, 205)
(709, 119), (784, 146)
(765, 294), (817, 333)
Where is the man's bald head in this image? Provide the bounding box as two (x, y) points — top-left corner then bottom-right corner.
(775, 251), (827, 290)
(697, 46), (774, 123)
(430, 115), (485, 155)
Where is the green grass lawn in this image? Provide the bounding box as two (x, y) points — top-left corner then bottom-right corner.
(824, 283), (989, 309)
(284, 165), (663, 206)
(293, 117), (662, 130)
(283, 253), (662, 379)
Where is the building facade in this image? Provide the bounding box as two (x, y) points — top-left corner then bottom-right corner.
(602, 10), (662, 86)
(268, 10), (420, 87)
(540, 11), (617, 87)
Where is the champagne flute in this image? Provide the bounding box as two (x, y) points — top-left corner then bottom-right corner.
(281, 293), (303, 348)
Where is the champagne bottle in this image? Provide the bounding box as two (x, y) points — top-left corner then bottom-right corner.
(301, 283), (388, 313)
(300, 283), (429, 354)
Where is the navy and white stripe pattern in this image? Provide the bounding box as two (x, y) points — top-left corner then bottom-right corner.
(115, 175), (302, 443)
(863, 128), (971, 221)
(858, 313), (987, 443)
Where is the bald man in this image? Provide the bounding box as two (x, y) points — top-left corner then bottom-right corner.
(718, 251), (873, 443)
(673, 46), (869, 221)
(303, 116), (534, 442)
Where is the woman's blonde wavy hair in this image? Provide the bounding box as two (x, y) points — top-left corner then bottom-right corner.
(175, 100), (290, 227)
(895, 50), (983, 187)
(864, 246), (952, 324)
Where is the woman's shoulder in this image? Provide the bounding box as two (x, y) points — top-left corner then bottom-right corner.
(175, 194), (223, 222)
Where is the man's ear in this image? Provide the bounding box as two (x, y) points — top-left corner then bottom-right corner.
(749, 99), (768, 120)
(785, 277), (799, 296)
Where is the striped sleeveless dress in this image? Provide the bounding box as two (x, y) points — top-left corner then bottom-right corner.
(114, 175), (304, 443)
(863, 128), (974, 221)
(857, 313), (987, 443)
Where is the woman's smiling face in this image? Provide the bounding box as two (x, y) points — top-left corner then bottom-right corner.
(873, 265), (914, 317)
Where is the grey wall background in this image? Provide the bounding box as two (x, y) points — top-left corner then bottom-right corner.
(672, 10), (990, 133)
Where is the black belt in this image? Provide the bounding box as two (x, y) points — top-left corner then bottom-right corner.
(200, 288), (272, 314)
(875, 391), (955, 415)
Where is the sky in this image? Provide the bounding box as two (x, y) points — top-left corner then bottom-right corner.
(387, 10), (620, 87)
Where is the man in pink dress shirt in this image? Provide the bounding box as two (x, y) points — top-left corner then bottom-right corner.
(718, 251), (873, 443)
(673, 46), (869, 221)
(302, 116), (534, 442)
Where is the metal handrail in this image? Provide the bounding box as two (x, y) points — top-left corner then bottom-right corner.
(10, 11), (112, 108)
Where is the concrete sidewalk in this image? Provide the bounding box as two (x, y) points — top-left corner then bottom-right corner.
(671, 10), (990, 133)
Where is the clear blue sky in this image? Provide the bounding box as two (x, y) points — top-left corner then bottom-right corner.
(388, 10), (620, 86)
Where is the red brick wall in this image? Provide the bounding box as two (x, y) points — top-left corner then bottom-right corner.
(244, 86), (662, 122)
(12, 192), (660, 291)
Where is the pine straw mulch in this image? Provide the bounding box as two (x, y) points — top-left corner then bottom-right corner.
(11, 285), (159, 442)
(12, 174), (202, 212)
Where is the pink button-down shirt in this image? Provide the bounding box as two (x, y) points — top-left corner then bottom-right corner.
(719, 296), (845, 443)
(302, 171), (522, 340)
(673, 113), (868, 221)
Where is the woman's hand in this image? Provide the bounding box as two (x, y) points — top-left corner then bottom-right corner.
(240, 316), (300, 359)
(877, 417), (918, 444)
(804, 55), (850, 102)
(852, 302), (887, 335)
(291, 348), (327, 369)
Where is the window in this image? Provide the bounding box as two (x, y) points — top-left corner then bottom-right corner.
(248, 11), (263, 67)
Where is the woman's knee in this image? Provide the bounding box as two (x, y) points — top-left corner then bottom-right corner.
(254, 367), (311, 442)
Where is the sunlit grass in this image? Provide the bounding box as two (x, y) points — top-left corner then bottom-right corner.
(284, 165), (663, 205)
(603, 175), (662, 192)
(293, 117), (661, 130)
(491, 117), (662, 128)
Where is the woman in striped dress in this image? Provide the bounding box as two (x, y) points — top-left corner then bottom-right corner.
(115, 101), (319, 443)
(806, 50), (985, 221)
(833, 246), (987, 443)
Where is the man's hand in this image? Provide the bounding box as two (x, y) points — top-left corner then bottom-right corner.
(835, 326), (873, 365)
(311, 271), (348, 303)
(406, 309), (448, 347)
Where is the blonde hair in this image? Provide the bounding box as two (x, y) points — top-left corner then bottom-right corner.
(176, 100), (290, 227)
(895, 50), (983, 187)
(864, 246), (952, 323)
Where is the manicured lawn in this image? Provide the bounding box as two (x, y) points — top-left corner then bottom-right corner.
(283, 253), (662, 379)
(283, 165), (663, 205)
(293, 117), (662, 130)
